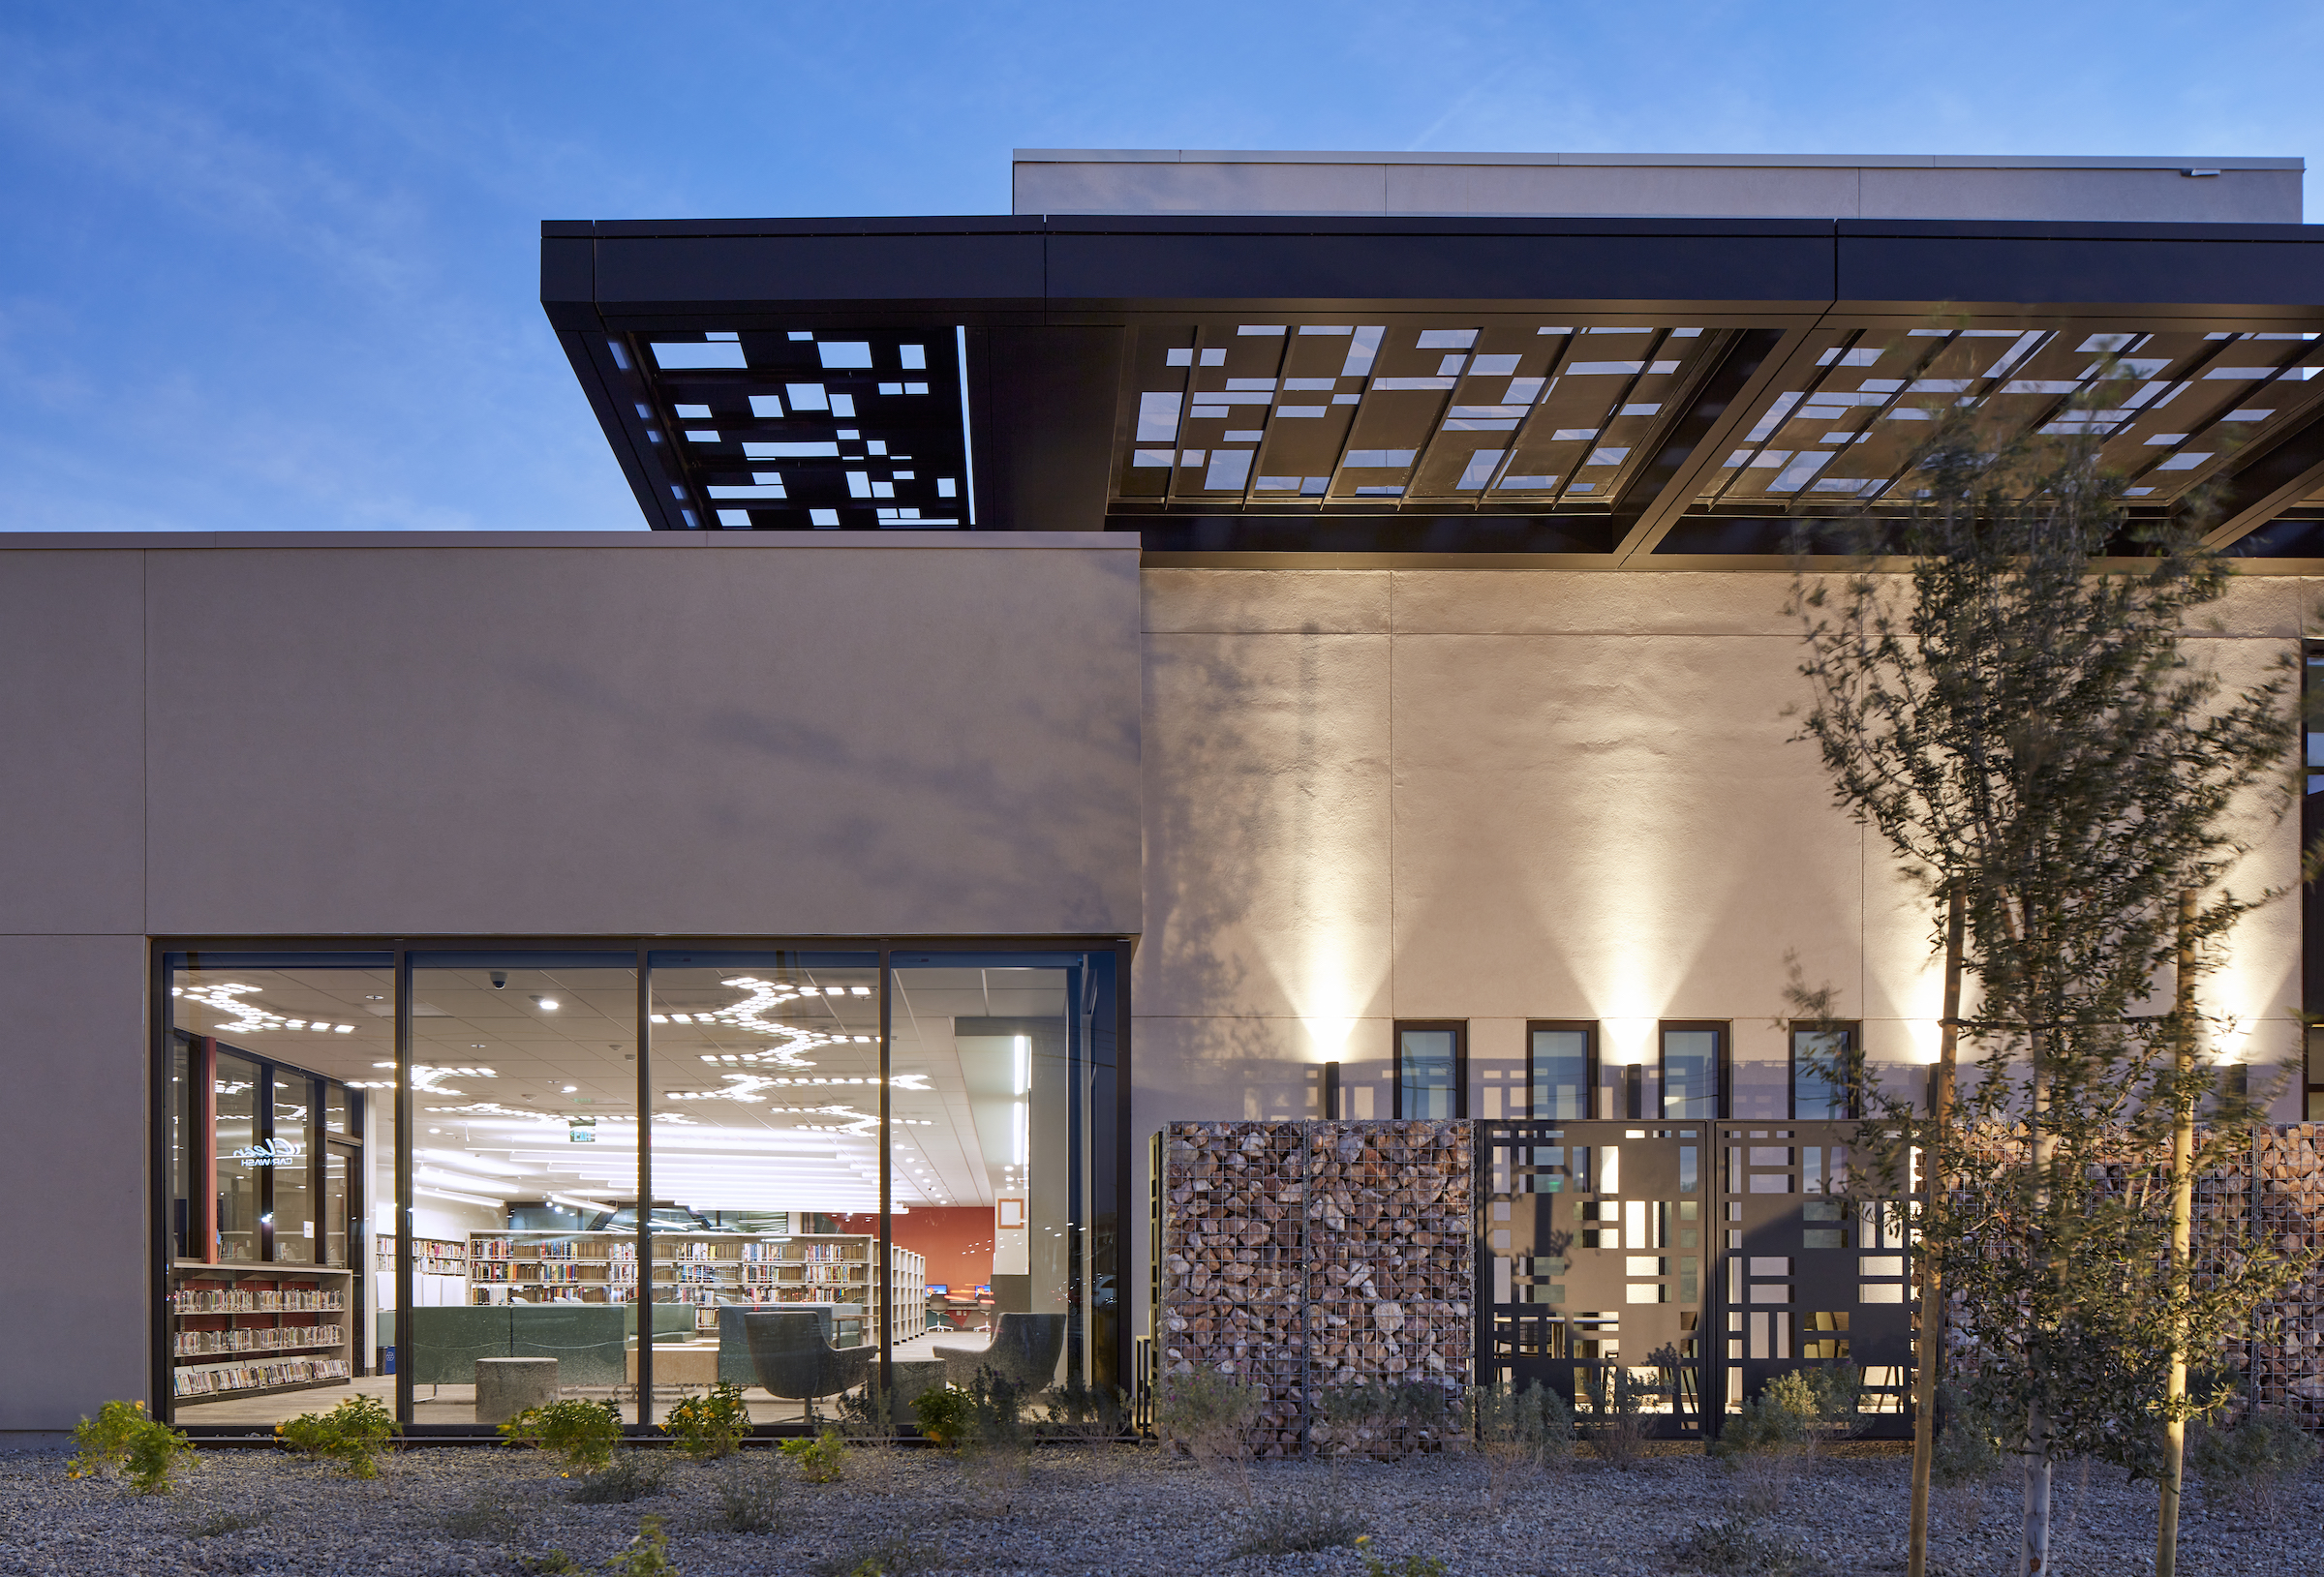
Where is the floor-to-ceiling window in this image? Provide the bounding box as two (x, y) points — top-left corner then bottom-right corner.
(157, 940), (1126, 1432)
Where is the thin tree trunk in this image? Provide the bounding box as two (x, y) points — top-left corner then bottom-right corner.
(2022, 1399), (2053, 1575)
(2156, 891), (2198, 1577)
(1908, 889), (1965, 1577)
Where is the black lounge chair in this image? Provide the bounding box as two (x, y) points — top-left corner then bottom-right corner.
(739, 1309), (872, 1414)
(932, 1312), (1066, 1389)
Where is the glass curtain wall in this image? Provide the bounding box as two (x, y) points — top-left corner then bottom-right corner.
(165, 956), (388, 1424)
(162, 942), (1124, 1432)
(645, 951), (881, 1427)
(402, 955), (639, 1426)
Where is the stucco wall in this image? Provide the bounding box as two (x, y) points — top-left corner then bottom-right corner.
(0, 531), (1143, 1432)
(1131, 567), (2312, 1343)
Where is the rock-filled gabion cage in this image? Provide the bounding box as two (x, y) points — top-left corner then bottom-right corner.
(1157, 1118), (2324, 1446)
(1159, 1120), (1472, 1456)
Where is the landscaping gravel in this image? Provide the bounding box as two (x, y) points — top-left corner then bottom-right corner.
(2, 1441), (2319, 1576)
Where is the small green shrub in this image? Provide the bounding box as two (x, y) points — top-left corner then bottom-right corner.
(813, 1532), (935, 1576)
(603, 1513), (681, 1576)
(525, 1552), (587, 1575)
(663, 1382), (749, 1461)
(568, 1451), (669, 1504)
(276, 1393), (401, 1478)
(1475, 1378), (1575, 1501)
(1669, 1517), (1807, 1575)
(1354, 1533), (1449, 1577)
(780, 1427), (847, 1484)
(1231, 1491), (1366, 1556)
(715, 1460), (782, 1532)
(2188, 1407), (2321, 1522)
(443, 1489), (522, 1540)
(501, 1397), (624, 1475)
(1929, 1390), (2005, 1488)
(1037, 1380), (1128, 1442)
(187, 1507), (265, 1537)
(1709, 1391), (1811, 1460)
(908, 1384), (971, 1444)
(68, 1399), (194, 1495)
(1157, 1365), (1262, 1497)
(1580, 1367), (1662, 1468)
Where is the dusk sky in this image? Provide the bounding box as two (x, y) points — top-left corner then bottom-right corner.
(4, 0), (2318, 533)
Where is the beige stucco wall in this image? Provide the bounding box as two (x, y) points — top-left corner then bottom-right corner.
(1130, 567), (2312, 1338)
(0, 531), (1143, 1434)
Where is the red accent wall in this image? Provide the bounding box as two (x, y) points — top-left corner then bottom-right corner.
(832, 1208), (994, 1295)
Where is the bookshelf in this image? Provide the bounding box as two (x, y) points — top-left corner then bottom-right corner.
(458, 1230), (925, 1340)
(168, 1263), (353, 1400)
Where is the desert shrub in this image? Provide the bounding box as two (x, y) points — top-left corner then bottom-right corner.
(443, 1488), (523, 1540)
(814, 1532), (935, 1576)
(664, 1381), (749, 1461)
(1930, 1389), (2006, 1487)
(68, 1399), (194, 1495)
(1156, 1365), (1262, 1500)
(603, 1513), (680, 1576)
(1231, 1489), (1366, 1556)
(500, 1397), (624, 1476)
(276, 1393), (400, 1478)
(1037, 1380), (1128, 1442)
(1318, 1380), (1464, 1459)
(1353, 1533), (1449, 1577)
(909, 1384), (971, 1444)
(780, 1427), (848, 1484)
(1669, 1517), (1807, 1575)
(2188, 1407), (2320, 1522)
(955, 1366), (1037, 1514)
(568, 1451), (670, 1504)
(1474, 1379), (1575, 1503)
(186, 1507), (266, 1537)
(715, 1460), (783, 1533)
(1580, 1367), (1662, 1469)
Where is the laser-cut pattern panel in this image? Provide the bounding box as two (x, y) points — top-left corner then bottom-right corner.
(1478, 1120), (1706, 1437)
(1716, 1123), (1914, 1430)
(605, 329), (970, 530)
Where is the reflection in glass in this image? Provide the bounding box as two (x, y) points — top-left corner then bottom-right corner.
(1791, 1027), (1853, 1119)
(1530, 1026), (1593, 1119)
(215, 1054), (260, 1263)
(1661, 1026), (1722, 1119)
(1398, 1025), (1462, 1119)
(322, 1146), (350, 1268)
(650, 952), (882, 1429)
(407, 958), (639, 1426)
(272, 1074), (314, 1263)
(169, 1038), (194, 1260)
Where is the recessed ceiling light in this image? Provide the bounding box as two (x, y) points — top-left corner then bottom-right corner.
(563, 1085), (578, 1094)
(534, 996), (560, 1011)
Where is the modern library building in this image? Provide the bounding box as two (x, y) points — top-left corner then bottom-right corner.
(3, 150), (2323, 1443)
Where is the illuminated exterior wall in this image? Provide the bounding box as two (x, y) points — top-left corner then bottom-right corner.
(1131, 566), (2309, 1342)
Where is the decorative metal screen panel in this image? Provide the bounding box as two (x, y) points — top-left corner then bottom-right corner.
(1478, 1119), (1915, 1439)
(1716, 1122), (1914, 1430)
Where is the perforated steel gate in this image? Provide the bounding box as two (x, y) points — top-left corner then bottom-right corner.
(1476, 1120), (1916, 1439)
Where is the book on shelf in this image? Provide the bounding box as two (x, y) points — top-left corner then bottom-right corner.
(171, 1356), (351, 1398)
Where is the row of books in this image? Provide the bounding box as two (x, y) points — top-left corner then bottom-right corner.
(169, 1287), (346, 1314)
(170, 1357), (351, 1397)
(173, 1324), (342, 1356)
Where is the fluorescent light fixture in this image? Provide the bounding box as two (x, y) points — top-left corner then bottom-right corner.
(416, 1184), (506, 1208)
(1013, 1035), (1029, 1096)
(1013, 1101), (1027, 1166)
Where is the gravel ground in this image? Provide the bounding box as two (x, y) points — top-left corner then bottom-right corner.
(2, 1441), (2319, 1576)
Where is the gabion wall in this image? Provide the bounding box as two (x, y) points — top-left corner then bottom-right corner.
(2205, 1122), (2324, 1424)
(1159, 1120), (1472, 1456)
(1157, 1118), (2324, 1443)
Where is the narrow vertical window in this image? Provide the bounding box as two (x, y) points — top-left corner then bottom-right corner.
(1789, 1022), (1859, 1119)
(1658, 1022), (1726, 1119)
(1395, 1022), (1467, 1119)
(1526, 1022), (1597, 1119)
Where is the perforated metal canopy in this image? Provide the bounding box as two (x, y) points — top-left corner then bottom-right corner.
(542, 214), (2324, 565)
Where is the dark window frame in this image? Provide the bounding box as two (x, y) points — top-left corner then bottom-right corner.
(1657, 1020), (1729, 1120)
(1788, 1020), (1861, 1119)
(1393, 1019), (1468, 1119)
(1524, 1020), (1599, 1120)
(153, 933), (1133, 1435)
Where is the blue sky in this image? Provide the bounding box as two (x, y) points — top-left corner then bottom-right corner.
(2, 0), (2318, 533)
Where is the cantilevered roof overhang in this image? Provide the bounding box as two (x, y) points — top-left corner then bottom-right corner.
(542, 214), (2324, 568)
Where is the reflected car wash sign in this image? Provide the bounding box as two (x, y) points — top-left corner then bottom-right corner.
(569, 1117), (596, 1143)
(231, 1137), (303, 1168)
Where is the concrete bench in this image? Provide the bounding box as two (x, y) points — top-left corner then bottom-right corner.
(474, 1357), (559, 1424)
